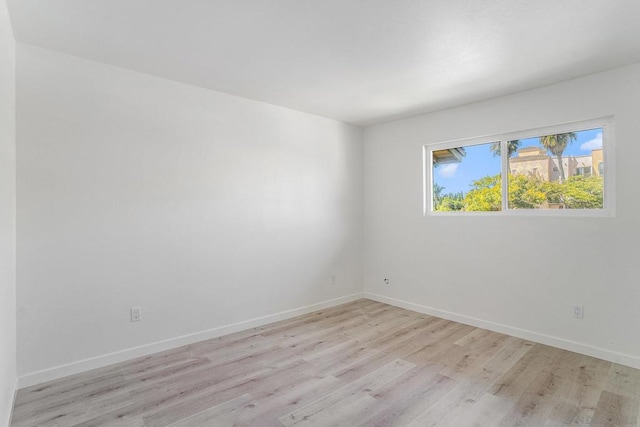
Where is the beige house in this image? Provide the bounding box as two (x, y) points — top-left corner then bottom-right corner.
(509, 146), (603, 182)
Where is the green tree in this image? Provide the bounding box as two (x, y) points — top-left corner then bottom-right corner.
(433, 183), (445, 210)
(541, 176), (603, 209)
(507, 174), (547, 209)
(490, 140), (521, 157)
(539, 133), (577, 183)
(540, 180), (563, 205)
(437, 195), (465, 211)
(463, 174), (550, 211)
(448, 173), (603, 212)
(464, 175), (502, 211)
(562, 176), (604, 209)
(435, 191), (465, 211)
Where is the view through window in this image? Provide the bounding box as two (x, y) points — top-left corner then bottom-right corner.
(429, 123), (609, 213)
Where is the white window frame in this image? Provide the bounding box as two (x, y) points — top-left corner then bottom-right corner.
(424, 117), (615, 217)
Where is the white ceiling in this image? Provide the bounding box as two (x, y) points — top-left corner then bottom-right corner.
(8, 0), (640, 126)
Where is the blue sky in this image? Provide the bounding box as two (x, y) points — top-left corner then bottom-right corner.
(434, 128), (603, 195)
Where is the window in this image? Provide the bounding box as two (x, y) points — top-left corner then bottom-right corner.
(432, 142), (501, 211)
(425, 118), (614, 215)
(575, 166), (592, 177)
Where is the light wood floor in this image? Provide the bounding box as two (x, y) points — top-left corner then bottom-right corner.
(12, 299), (640, 426)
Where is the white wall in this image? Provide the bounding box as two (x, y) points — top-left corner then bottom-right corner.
(16, 44), (363, 383)
(0, 0), (15, 424)
(364, 64), (640, 367)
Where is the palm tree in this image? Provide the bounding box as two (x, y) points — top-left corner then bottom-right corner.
(539, 133), (577, 183)
(490, 140), (520, 157)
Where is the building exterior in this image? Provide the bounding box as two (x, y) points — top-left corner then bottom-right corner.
(509, 146), (603, 182)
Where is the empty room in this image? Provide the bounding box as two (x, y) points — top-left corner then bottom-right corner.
(1, 1), (640, 426)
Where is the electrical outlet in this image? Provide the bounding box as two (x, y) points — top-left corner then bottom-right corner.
(131, 306), (142, 322)
(331, 275), (336, 285)
(384, 278), (390, 285)
(573, 305), (584, 319)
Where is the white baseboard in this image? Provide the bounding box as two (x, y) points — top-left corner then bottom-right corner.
(17, 292), (364, 389)
(365, 292), (640, 370)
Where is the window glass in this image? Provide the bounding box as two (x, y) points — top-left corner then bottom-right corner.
(432, 142), (501, 212)
(507, 128), (604, 210)
(426, 120), (611, 215)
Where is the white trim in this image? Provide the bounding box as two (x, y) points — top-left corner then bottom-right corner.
(364, 292), (640, 370)
(422, 145), (429, 215)
(17, 292), (364, 389)
(602, 121), (616, 216)
(425, 116), (615, 217)
(500, 139), (509, 209)
(430, 208), (614, 218)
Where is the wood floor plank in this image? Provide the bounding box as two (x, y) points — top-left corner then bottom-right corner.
(467, 336), (535, 388)
(437, 328), (509, 380)
(15, 349), (196, 407)
(278, 359), (415, 426)
(454, 392), (516, 427)
(607, 364), (640, 401)
(163, 394), (262, 427)
(11, 299), (640, 427)
(496, 355), (573, 426)
(414, 380), (492, 426)
(239, 375), (346, 426)
(142, 359), (318, 427)
(11, 358), (212, 426)
(359, 367), (456, 426)
(591, 390), (639, 427)
(489, 343), (563, 400)
(288, 392), (379, 426)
